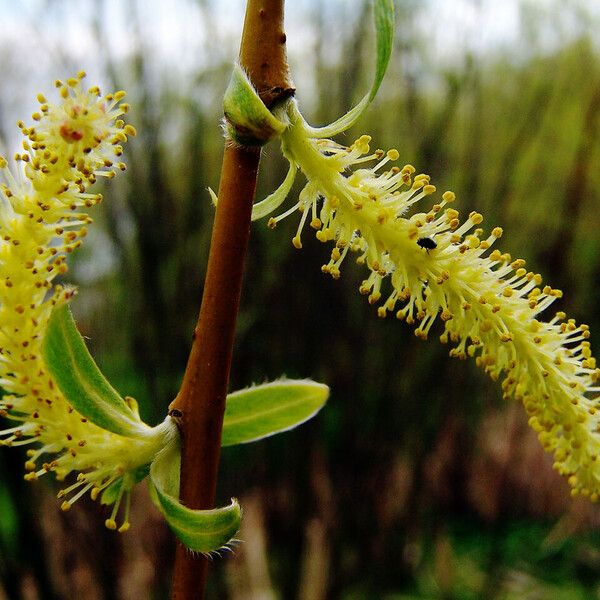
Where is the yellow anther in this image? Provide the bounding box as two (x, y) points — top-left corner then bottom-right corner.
(387, 149), (399, 161)
(105, 519), (117, 530)
(466, 235), (480, 249)
(123, 124), (137, 137)
(61, 501), (72, 512)
(353, 135), (371, 154)
(492, 227), (503, 238)
(442, 191), (455, 202)
(292, 236), (302, 249)
(423, 184), (436, 195)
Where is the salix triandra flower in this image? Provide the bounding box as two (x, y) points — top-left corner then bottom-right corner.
(0, 72), (155, 531)
(250, 95), (600, 500)
(215, 10), (600, 504)
(0, 73), (328, 552)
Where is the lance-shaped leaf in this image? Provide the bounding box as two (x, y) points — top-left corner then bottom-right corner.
(221, 379), (329, 447)
(305, 0), (395, 138)
(251, 160), (297, 221)
(149, 435), (241, 553)
(42, 303), (148, 437)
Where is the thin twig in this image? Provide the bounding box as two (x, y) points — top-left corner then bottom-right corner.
(169, 1), (292, 598)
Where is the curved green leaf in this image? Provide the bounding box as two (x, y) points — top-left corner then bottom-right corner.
(251, 160), (298, 221)
(149, 436), (241, 553)
(305, 0), (395, 138)
(370, 0), (395, 102)
(42, 303), (147, 437)
(222, 379), (329, 447)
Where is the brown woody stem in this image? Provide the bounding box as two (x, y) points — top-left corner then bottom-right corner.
(169, 1), (291, 598)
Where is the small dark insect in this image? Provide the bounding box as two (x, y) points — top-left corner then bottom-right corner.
(417, 237), (437, 252)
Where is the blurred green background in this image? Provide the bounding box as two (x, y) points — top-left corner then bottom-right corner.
(1, 0), (600, 598)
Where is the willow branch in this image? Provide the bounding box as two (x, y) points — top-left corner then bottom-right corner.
(169, 1), (292, 598)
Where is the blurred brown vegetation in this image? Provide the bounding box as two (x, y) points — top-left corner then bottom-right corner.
(1, 0), (600, 598)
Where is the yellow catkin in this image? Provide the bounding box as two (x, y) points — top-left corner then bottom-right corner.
(0, 75), (169, 529)
(266, 101), (600, 499)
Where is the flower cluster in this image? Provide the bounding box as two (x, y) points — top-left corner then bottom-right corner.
(0, 72), (169, 531)
(263, 101), (600, 498)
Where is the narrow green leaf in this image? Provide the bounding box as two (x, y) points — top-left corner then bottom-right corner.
(305, 96), (371, 140)
(305, 0), (395, 138)
(251, 160), (297, 221)
(149, 436), (241, 553)
(370, 0), (395, 102)
(222, 379), (329, 447)
(42, 303), (147, 437)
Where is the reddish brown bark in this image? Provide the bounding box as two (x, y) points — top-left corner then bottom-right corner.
(169, 1), (291, 598)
